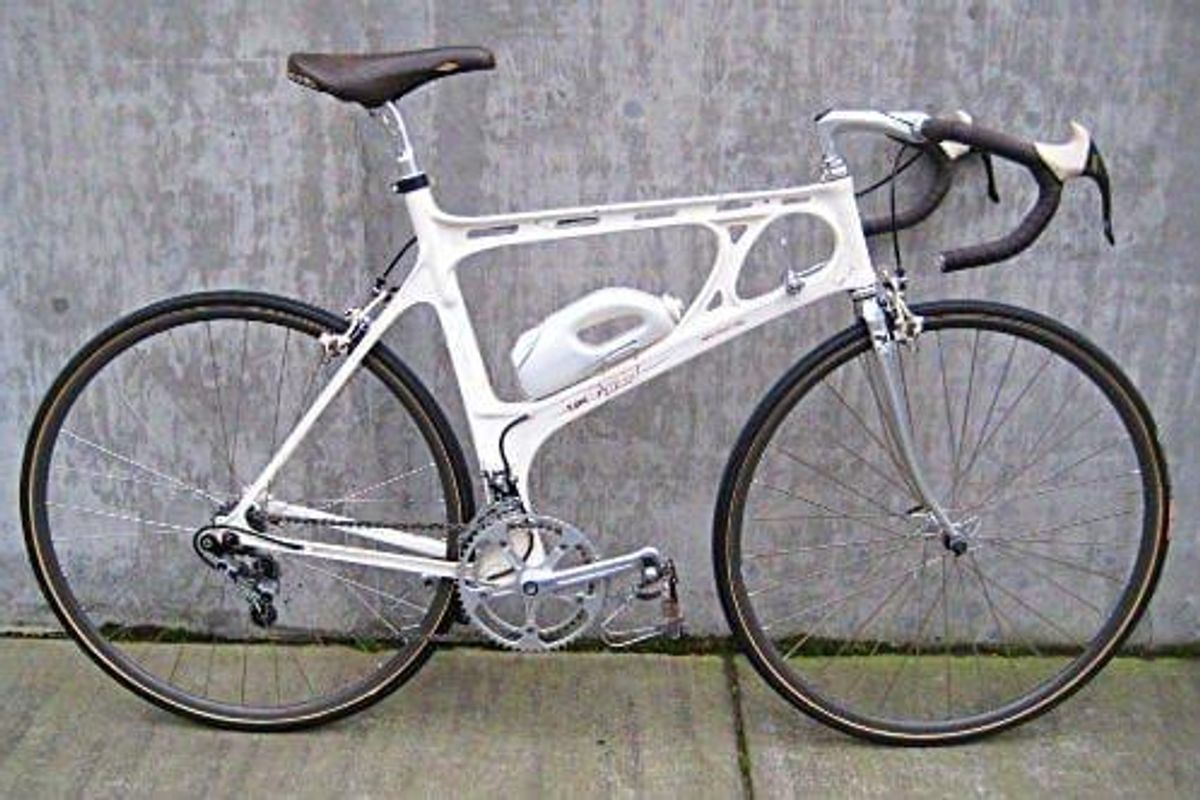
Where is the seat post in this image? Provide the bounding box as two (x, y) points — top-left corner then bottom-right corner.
(373, 101), (422, 182)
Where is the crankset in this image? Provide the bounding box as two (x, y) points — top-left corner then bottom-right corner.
(457, 514), (604, 651)
(456, 511), (684, 652)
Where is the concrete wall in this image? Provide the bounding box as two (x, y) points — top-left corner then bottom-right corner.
(2, 1), (1197, 641)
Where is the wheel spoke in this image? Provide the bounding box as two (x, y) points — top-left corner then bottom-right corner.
(727, 310), (1159, 738)
(965, 471), (1139, 514)
(61, 430), (222, 505)
(765, 552), (943, 635)
(52, 465), (217, 498)
(954, 350), (1055, 499)
(748, 538), (916, 599)
(776, 445), (905, 521)
(948, 329), (981, 505)
(983, 544), (1105, 616)
(822, 377), (910, 482)
(292, 560), (429, 615)
(317, 463), (437, 510)
(204, 321), (239, 492)
(982, 537), (1127, 584)
(962, 556), (1080, 643)
(974, 506), (1136, 548)
(45, 501), (195, 533)
(877, 569), (946, 713)
(744, 533), (908, 559)
(955, 335), (1019, 490)
(228, 320), (251, 492)
(935, 331), (960, 475)
(755, 482), (909, 537)
(31, 303), (458, 723)
(967, 392), (1100, 513)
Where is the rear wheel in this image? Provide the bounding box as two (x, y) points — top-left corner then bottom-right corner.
(22, 291), (474, 730)
(714, 300), (1169, 744)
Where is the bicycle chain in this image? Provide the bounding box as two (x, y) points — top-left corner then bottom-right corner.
(267, 514), (467, 534)
(268, 502), (520, 627)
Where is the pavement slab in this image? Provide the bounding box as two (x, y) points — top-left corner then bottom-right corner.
(1, 640), (1197, 798)
(0, 640), (741, 800)
(735, 655), (1200, 798)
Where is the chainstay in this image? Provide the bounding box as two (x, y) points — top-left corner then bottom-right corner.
(267, 514), (467, 534)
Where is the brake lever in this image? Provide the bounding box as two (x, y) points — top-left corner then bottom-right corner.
(979, 151), (1001, 204)
(1082, 143), (1115, 245)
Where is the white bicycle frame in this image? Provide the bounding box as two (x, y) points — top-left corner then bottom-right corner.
(217, 107), (931, 578)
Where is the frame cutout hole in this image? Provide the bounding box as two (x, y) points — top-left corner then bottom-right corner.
(717, 198), (755, 212)
(467, 224), (520, 239)
(737, 213), (836, 300)
(555, 215), (600, 229)
(634, 208), (678, 221)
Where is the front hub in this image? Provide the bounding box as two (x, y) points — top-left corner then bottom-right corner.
(942, 514), (980, 556)
(913, 509), (978, 557)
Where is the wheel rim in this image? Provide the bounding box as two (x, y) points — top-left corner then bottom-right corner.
(26, 298), (465, 723)
(725, 307), (1163, 736)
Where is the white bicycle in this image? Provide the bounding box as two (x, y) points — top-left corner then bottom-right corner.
(22, 46), (1169, 744)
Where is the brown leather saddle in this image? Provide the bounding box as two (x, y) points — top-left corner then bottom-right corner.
(287, 46), (495, 108)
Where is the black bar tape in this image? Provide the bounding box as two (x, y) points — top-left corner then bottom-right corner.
(919, 118), (1063, 272)
(920, 119), (1045, 169)
(940, 169), (1061, 271)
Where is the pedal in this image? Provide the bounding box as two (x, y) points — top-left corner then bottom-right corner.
(660, 560), (685, 639)
(599, 559), (684, 647)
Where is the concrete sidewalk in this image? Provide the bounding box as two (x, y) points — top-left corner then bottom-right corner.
(0, 640), (1195, 799)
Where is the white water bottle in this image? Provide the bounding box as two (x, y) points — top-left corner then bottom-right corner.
(510, 287), (684, 399)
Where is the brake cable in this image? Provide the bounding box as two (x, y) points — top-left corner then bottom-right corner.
(854, 148), (925, 199)
(373, 235), (418, 293)
(888, 142), (910, 282)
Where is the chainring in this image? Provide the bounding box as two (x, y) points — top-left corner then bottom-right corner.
(457, 513), (606, 652)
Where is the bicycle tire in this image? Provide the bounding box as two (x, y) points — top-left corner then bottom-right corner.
(22, 291), (475, 730)
(714, 300), (1169, 745)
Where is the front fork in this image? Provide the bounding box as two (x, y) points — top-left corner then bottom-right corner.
(854, 286), (969, 554)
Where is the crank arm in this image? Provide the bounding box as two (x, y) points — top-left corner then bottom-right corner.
(263, 500), (449, 558)
(482, 546), (663, 598)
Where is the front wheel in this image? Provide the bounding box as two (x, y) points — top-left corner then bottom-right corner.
(22, 291), (475, 730)
(714, 300), (1169, 744)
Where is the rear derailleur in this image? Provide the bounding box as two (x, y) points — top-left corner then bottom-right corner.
(193, 525), (280, 628)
